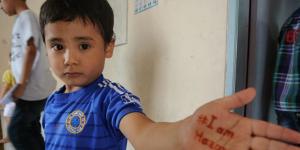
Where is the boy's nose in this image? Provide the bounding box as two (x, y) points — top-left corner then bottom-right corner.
(64, 50), (79, 66)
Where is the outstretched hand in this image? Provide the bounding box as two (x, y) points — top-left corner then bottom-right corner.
(180, 88), (300, 150)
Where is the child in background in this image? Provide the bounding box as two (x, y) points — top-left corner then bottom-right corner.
(40, 0), (300, 149)
(0, 69), (15, 144)
(0, 0), (56, 149)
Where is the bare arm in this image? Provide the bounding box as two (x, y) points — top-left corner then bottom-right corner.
(13, 37), (37, 98)
(120, 113), (183, 150)
(120, 88), (300, 150)
(0, 83), (12, 99)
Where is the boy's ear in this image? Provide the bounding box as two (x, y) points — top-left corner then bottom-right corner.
(104, 39), (115, 58)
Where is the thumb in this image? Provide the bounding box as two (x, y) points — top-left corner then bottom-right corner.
(218, 88), (256, 110)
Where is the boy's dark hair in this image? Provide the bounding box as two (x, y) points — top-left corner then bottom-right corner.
(39, 0), (114, 44)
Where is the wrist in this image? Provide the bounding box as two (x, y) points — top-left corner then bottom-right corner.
(12, 91), (20, 102)
(178, 116), (193, 150)
(13, 83), (26, 99)
(12, 94), (19, 100)
(19, 79), (29, 85)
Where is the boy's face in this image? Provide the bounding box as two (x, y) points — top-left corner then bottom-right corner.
(0, 0), (16, 16)
(44, 18), (114, 93)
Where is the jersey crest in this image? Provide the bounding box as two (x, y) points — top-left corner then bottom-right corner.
(65, 110), (86, 134)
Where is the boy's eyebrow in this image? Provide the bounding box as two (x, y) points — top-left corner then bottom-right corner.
(74, 37), (94, 41)
(46, 37), (94, 43)
(47, 38), (63, 43)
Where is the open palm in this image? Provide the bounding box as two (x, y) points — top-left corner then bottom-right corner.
(180, 88), (300, 150)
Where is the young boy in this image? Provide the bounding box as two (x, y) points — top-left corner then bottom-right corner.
(40, 0), (300, 149)
(0, 0), (56, 149)
(0, 68), (15, 144)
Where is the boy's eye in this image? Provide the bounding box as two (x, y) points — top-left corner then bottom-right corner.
(51, 44), (64, 51)
(79, 43), (91, 50)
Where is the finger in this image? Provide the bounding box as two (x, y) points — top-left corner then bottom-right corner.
(251, 119), (300, 145)
(251, 137), (300, 150)
(217, 88), (256, 110)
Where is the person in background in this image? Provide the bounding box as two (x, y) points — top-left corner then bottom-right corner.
(0, 0), (56, 149)
(40, 0), (300, 149)
(0, 68), (15, 144)
(272, 8), (300, 132)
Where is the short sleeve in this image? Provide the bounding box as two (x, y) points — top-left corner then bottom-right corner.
(111, 93), (143, 129)
(20, 12), (41, 47)
(103, 83), (144, 130)
(2, 70), (14, 86)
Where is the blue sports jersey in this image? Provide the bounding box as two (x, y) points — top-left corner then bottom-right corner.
(43, 75), (143, 150)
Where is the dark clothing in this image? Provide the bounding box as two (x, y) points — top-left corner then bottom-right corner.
(276, 110), (300, 132)
(8, 99), (46, 150)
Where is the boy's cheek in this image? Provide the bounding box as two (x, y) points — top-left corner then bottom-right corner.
(48, 59), (63, 72)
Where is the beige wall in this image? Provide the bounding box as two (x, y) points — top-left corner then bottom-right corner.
(107, 1), (228, 149)
(105, 0), (228, 121)
(0, 13), (13, 78)
(0, 0), (228, 149)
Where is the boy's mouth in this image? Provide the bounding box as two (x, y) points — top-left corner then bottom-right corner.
(64, 72), (82, 78)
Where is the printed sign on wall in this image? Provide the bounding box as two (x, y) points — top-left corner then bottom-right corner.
(135, 0), (158, 14)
